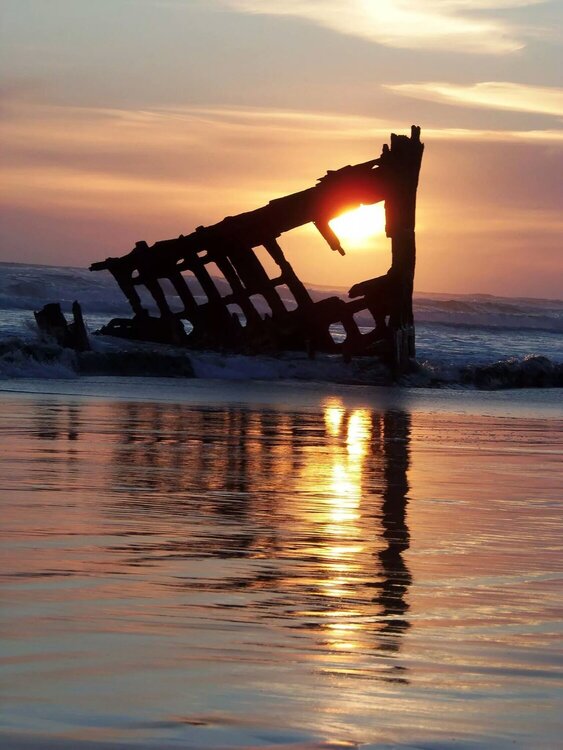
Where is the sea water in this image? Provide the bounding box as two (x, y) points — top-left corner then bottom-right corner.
(0, 261), (561, 384)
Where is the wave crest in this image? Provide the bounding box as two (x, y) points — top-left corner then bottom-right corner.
(0, 335), (560, 389)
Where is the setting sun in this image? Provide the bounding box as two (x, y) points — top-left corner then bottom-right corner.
(329, 202), (386, 248)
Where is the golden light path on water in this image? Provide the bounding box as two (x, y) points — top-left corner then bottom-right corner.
(0, 386), (561, 748)
(300, 399), (370, 653)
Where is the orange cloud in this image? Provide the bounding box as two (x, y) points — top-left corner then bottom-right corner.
(387, 82), (563, 117)
(1, 101), (561, 295)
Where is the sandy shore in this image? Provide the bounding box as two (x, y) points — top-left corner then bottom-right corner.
(1, 379), (561, 749)
(1, 374), (562, 416)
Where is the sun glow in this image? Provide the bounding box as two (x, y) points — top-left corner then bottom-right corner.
(329, 203), (386, 248)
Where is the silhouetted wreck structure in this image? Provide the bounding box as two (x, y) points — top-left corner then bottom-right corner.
(91, 126), (423, 373)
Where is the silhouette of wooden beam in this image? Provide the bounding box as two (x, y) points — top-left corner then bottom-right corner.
(90, 126), (424, 375)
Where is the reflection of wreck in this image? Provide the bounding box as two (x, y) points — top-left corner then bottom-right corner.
(29, 398), (413, 676)
(91, 126), (423, 373)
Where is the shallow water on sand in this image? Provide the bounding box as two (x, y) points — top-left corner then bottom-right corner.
(1, 385), (562, 749)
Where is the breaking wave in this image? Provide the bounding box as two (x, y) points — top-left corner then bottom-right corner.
(412, 354), (563, 390)
(413, 294), (563, 333)
(0, 338), (195, 380)
(1, 335), (561, 389)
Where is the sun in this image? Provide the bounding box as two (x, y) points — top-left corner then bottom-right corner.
(328, 203), (386, 248)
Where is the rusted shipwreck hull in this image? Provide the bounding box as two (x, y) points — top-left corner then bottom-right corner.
(91, 126), (423, 373)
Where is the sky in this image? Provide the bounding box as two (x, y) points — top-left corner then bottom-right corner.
(0, 0), (561, 296)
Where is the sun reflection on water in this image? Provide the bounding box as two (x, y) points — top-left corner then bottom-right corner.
(295, 400), (386, 655)
(13, 397), (413, 684)
(3, 395), (561, 746)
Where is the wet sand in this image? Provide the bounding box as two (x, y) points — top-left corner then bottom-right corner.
(0, 380), (561, 749)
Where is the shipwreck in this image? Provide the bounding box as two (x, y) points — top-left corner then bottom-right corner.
(91, 125), (424, 374)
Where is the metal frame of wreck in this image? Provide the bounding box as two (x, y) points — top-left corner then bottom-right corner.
(91, 125), (423, 374)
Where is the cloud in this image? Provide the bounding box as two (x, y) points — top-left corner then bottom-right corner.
(1, 100), (561, 295)
(2, 101), (560, 205)
(386, 82), (563, 117)
(220, 0), (544, 54)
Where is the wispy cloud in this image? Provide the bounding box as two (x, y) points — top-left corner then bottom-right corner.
(1, 100), (561, 292)
(387, 81), (563, 117)
(220, 0), (544, 54)
(2, 100), (560, 184)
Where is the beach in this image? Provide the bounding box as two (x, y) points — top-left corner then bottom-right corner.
(2, 0), (562, 745)
(1, 378), (561, 749)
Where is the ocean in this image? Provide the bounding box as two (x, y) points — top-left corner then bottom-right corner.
(0, 262), (562, 749)
(0, 261), (561, 386)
